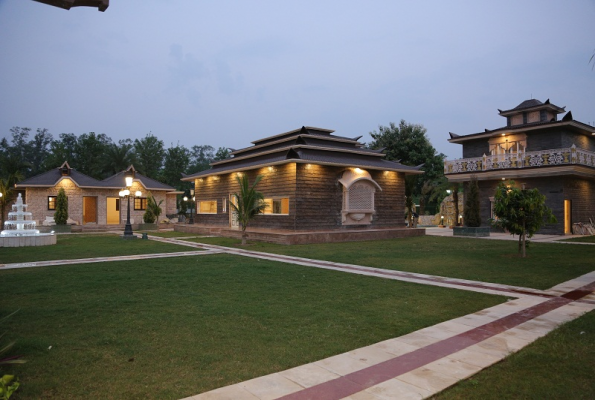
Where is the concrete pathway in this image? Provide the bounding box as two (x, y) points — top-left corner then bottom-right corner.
(3, 233), (594, 399)
(424, 227), (594, 244)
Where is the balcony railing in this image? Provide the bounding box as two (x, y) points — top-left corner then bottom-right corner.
(444, 145), (595, 174)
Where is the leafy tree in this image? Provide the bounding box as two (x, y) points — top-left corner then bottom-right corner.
(133, 133), (165, 179)
(74, 132), (112, 179)
(213, 147), (230, 162)
(464, 176), (481, 227)
(44, 133), (78, 169)
(368, 120), (445, 211)
(27, 128), (53, 176)
(54, 188), (68, 225)
(102, 140), (135, 176)
(188, 145), (215, 175)
(230, 174), (268, 245)
(491, 181), (557, 257)
(161, 143), (190, 188)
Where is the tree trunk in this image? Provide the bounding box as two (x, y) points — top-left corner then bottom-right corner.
(521, 219), (526, 258)
(241, 231), (247, 246)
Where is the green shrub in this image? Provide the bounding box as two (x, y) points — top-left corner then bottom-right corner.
(463, 175), (481, 227)
(54, 188), (68, 225)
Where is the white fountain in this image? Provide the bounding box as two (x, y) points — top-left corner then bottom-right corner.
(0, 193), (56, 247)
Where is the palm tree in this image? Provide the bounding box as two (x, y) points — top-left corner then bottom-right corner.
(230, 174), (267, 245)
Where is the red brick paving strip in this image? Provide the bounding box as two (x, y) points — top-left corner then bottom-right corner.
(277, 286), (592, 400)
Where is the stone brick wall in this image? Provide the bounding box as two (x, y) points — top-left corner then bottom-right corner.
(476, 176), (595, 235)
(193, 162), (408, 231)
(23, 178), (171, 226)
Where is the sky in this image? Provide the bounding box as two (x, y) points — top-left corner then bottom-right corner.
(0, 0), (594, 160)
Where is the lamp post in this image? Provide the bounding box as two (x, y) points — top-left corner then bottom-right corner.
(120, 170), (141, 239)
(183, 189), (195, 225)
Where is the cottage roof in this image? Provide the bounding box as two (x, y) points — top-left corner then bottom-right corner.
(182, 126), (422, 180)
(16, 163), (176, 191)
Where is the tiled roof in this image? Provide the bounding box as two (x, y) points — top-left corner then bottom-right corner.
(16, 167), (102, 188)
(16, 163), (175, 191)
(183, 127), (423, 180)
(498, 98), (565, 116)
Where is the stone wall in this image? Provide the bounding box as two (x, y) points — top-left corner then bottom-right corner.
(476, 177), (595, 235)
(193, 163), (408, 231)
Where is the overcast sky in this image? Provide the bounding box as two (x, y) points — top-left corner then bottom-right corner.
(1, 0), (594, 160)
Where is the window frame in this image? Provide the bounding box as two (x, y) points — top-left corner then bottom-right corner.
(260, 197), (290, 215)
(134, 197), (148, 211)
(48, 196), (57, 210)
(198, 200), (218, 214)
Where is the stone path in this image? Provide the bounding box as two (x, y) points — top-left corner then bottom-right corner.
(2, 233), (594, 399)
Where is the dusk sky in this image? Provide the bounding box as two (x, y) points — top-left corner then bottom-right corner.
(1, 0), (594, 160)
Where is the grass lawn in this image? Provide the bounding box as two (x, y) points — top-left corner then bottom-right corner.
(185, 236), (595, 290)
(0, 254), (505, 399)
(560, 235), (595, 244)
(0, 234), (192, 264)
(432, 309), (595, 400)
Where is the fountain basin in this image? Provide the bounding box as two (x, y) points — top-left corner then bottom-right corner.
(0, 233), (57, 247)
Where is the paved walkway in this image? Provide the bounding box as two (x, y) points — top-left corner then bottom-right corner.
(3, 233), (594, 399)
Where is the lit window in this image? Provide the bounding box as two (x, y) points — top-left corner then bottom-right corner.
(199, 200), (217, 214)
(262, 198), (289, 215)
(134, 198), (148, 210)
(48, 196), (57, 210)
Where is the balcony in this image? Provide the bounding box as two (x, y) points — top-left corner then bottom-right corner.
(444, 145), (595, 175)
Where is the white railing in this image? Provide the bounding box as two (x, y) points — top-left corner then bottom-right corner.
(445, 145), (595, 174)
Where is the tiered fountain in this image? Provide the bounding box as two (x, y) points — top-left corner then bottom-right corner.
(0, 193), (56, 247)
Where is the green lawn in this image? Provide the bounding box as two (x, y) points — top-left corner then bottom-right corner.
(560, 235), (595, 244)
(432, 309), (595, 399)
(186, 236), (595, 290)
(0, 234), (192, 264)
(1, 254), (504, 399)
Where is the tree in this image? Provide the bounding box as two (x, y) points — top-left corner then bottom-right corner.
(74, 132), (112, 179)
(463, 176), (481, 227)
(54, 188), (68, 225)
(26, 128), (53, 176)
(230, 174), (267, 245)
(161, 143), (190, 189)
(368, 120), (446, 211)
(102, 140), (135, 176)
(188, 145), (215, 175)
(491, 181), (557, 257)
(134, 133), (165, 179)
(213, 147), (230, 162)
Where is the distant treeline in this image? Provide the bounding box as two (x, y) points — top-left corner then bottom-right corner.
(0, 127), (229, 190)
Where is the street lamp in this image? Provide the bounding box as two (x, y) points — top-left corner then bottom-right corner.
(183, 189), (195, 224)
(120, 169), (141, 239)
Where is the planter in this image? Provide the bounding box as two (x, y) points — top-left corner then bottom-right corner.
(453, 226), (490, 237)
(137, 223), (159, 231)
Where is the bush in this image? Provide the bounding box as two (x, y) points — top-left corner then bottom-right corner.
(54, 188), (68, 225)
(463, 176), (481, 227)
(143, 194), (163, 223)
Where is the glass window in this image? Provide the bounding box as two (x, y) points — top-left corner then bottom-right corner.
(134, 198), (148, 210)
(48, 196), (57, 210)
(199, 200), (217, 214)
(262, 198), (289, 215)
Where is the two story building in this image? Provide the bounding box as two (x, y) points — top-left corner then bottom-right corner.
(444, 99), (595, 234)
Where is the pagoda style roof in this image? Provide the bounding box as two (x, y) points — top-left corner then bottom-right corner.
(497, 98), (565, 117)
(182, 126), (422, 180)
(16, 162), (175, 191)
